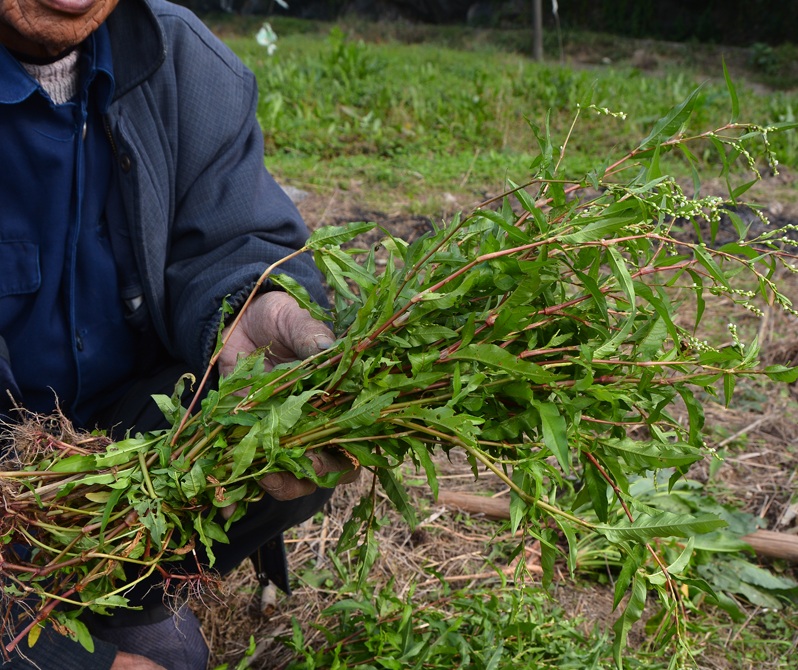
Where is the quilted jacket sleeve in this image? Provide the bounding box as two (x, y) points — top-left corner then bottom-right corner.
(108, 4), (327, 372)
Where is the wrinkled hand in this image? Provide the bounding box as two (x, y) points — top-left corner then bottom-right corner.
(218, 291), (335, 378)
(217, 292), (359, 515)
(258, 449), (360, 502)
(111, 651), (166, 670)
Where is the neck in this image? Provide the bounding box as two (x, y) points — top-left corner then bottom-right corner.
(6, 44), (77, 64)
(0, 22), (77, 60)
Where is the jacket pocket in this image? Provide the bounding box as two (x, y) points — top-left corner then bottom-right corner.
(0, 241), (41, 298)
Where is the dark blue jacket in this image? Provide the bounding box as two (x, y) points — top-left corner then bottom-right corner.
(104, 0), (325, 375)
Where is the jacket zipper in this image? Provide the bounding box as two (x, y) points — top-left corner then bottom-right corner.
(103, 116), (119, 160)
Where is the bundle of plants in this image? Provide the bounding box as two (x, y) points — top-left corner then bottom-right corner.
(2, 86), (797, 657)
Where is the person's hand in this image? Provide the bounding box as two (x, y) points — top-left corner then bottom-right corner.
(258, 450), (360, 501)
(110, 651), (167, 670)
(217, 291), (335, 378)
(216, 291), (359, 517)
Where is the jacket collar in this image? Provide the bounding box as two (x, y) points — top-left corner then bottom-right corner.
(106, 0), (166, 101)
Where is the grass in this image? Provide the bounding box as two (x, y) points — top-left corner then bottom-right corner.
(213, 18), (798, 215)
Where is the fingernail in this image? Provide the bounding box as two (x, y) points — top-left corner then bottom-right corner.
(314, 334), (335, 350)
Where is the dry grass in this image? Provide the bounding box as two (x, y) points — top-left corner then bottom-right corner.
(195, 449), (538, 669)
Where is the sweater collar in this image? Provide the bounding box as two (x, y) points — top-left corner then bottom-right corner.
(106, 0), (166, 101)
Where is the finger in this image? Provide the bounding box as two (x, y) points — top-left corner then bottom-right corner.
(309, 451), (360, 484)
(220, 503), (237, 520)
(287, 320), (335, 361)
(259, 471), (318, 501)
(256, 292), (334, 361)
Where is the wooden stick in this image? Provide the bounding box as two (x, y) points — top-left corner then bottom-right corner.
(741, 530), (798, 562)
(437, 491), (798, 563)
(438, 490), (514, 521)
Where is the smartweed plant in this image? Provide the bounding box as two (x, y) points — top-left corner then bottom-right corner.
(1, 71), (797, 665)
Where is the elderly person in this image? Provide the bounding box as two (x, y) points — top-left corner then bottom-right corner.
(0, 0), (352, 667)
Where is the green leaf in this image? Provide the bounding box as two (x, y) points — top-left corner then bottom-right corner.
(229, 420), (263, 481)
(269, 273), (329, 322)
(722, 58), (739, 123)
(99, 487), (124, 540)
(637, 87), (702, 151)
(649, 537), (695, 586)
(612, 572), (646, 669)
(94, 437), (159, 468)
(584, 460), (609, 522)
(48, 455), (96, 473)
(539, 527), (558, 589)
(686, 269), (706, 331)
(335, 391), (398, 429)
(510, 469), (529, 535)
(637, 316), (668, 360)
(534, 401), (570, 473)
(731, 179), (759, 201)
(137, 500), (167, 552)
(377, 468), (417, 529)
(278, 390), (319, 432)
(322, 246), (380, 293)
(678, 143), (701, 196)
(63, 617), (94, 653)
(694, 245), (731, 289)
(606, 246), (635, 305)
(338, 441), (391, 468)
(723, 373), (736, 407)
(613, 547), (645, 610)
(561, 214), (637, 245)
(474, 209), (529, 244)
(676, 386), (705, 446)
(180, 461), (207, 500)
(306, 221), (375, 249)
(764, 365), (798, 383)
(448, 344), (557, 383)
(410, 440), (438, 499)
(511, 182), (538, 214)
(598, 511), (726, 544)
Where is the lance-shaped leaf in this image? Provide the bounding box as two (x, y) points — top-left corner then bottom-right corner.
(560, 212), (638, 245)
(269, 272), (330, 322)
(335, 391), (398, 429)
(377, 468), (417, 529)
(306, 221), (376, 249)
(598, 510), (726, 544)
(448, 343), (558, 383)
(612, 572), (647, 669)
(533, 401), (570, 473)
(723, 58), (739, 123)
(637, 87), (702, 151)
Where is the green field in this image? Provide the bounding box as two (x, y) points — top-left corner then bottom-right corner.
(211, 17), (798, 215)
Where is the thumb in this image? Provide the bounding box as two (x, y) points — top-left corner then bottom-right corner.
(287, 317), (336, 360)
(264, 292), (335, 360)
